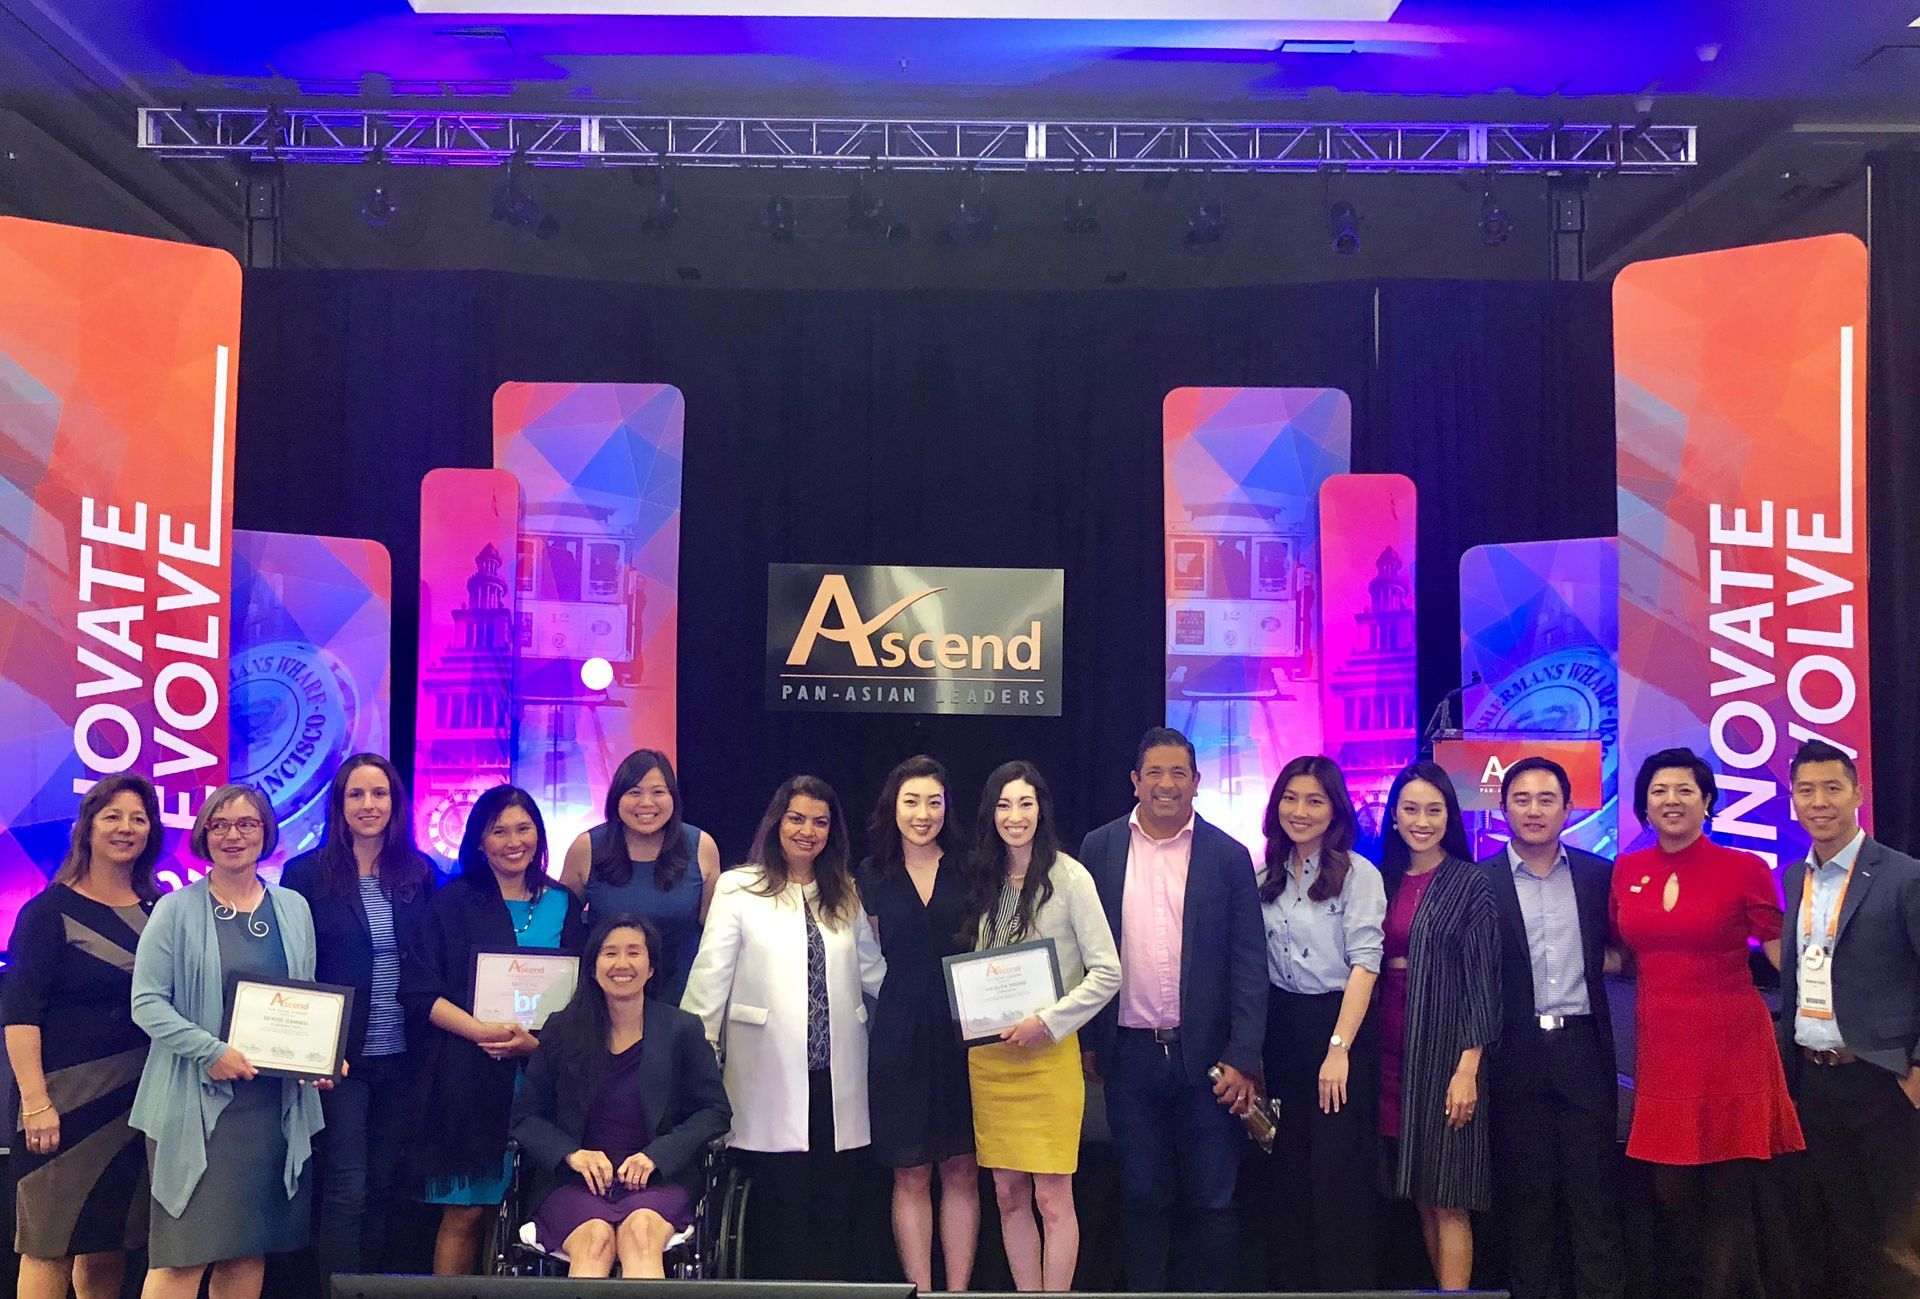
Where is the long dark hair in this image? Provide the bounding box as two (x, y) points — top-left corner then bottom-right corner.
(457, 785), (552, 899)
(1261, 755), (1358, 904)
(311, 754), (432, 902)
(53, 774), (164, 903)
(592, 749), (692, 890)
(866, 755), (965, 878)
(746, 776), (856, 928)
(537, 912), (664, 1112)
(960, 761), (1060, 948)
(1379, 761), (1473, 895)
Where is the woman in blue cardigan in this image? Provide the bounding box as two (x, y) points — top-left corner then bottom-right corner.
(130, 784), (328, 1299)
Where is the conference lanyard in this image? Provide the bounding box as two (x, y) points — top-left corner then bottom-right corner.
(1800, 858), (1855, 957)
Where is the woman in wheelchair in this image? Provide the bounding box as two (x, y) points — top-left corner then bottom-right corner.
(512, 914), (732, 1277)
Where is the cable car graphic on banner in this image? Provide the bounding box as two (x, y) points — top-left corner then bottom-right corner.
(513, 502), (647, 837)
(1167, 501), (1315, 681)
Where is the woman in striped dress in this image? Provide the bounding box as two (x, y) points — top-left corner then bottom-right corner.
(1378, 761), (1501, 1291)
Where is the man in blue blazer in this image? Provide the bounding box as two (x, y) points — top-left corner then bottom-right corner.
(1778, 739), (1920, 1299)
(1080, 726), (1266, 1292)
(1477, 757), (1623, 1299)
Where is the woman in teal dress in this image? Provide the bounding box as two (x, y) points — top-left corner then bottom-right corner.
(400, 785), (585, 1275)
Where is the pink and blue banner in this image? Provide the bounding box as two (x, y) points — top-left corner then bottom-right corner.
(229, 531), (393, 874)
(1459, 538), (1620, 856)
(1163, 387), (1352, 854)
(414, 468), (521, 861)
(494, 383), (685, 857)
(1319, 474), (1418, 858)
(0, 218), (240, 927)
(1616, 235), (1871, 863)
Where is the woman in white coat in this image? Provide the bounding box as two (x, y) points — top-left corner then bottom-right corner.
(681, 775), (885, 1279)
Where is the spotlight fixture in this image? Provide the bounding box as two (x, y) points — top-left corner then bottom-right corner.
(490, 166), (558, 240)
(767, 195), (796, 243)
(1183, 197), (1226, 248)
(1063, 193), (1100, 237)
(1328, 200), (1361, 256)
(941, 170), (995, 244)
(360, 186), (397, 230)
(1477, 190), (1512, 247)
(848, 173), (909, 243)
(642, 177), (680, 236)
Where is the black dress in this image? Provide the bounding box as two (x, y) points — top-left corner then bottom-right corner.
(3, 885), (153, 1257)
(854, 857), (974, 1168)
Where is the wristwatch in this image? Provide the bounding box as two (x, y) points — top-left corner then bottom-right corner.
(1328, 1034), (1348, 1051)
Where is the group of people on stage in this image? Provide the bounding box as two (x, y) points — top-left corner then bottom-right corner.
(6, 727), (1918, 1299)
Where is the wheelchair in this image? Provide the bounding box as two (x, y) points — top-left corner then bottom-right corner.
(492, 1136), (752, 1279)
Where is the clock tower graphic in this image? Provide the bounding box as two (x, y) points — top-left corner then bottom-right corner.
(417, 543), (516, 858)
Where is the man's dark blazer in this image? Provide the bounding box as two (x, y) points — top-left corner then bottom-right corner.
(1079, 811), (1267, 1084)
(511, 1000), (732, 1208)
(1477, 844), (1617, 1116)
(1778, 834), (1920, 1082)
(280, 848), (440, 1064)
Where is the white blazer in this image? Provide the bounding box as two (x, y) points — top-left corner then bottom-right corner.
(681, 866), (886, 1153)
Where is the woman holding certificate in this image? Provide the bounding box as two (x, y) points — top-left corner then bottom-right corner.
(512, 914), (731, 1277)
(680, 775), (887, 1280)
(1377, 761), (1499, 1293)
(401, 784), (586, 1276)
(5, 774), (162, 1299)
(280, 753), (439, 1279)
(854, 755), (979, 1293)
(961, 760), (1120, 1294)
(129, 784), (326, 1299)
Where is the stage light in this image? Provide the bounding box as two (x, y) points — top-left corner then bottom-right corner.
(360, 186), (397, 230)
(1184, 197), (1226, 248)
(1064, 194), (1100, 236)
(767, 195), (796, 242)
(1328, 199), (1361, 256)
(940, 170), (995, 244)
(848, 172), (909, 243)
(580, 657), (614, 691)
(642, 178), (680, 236)
(1478, 190), (1512, 247)
(490, 166), (558, 239)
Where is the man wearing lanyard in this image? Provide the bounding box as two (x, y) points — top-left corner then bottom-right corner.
(1478, 757), (1623, 1299)
(1778, 738), (1920, 1299)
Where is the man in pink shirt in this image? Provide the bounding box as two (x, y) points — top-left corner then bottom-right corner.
(1081, 727), (1266, 1291)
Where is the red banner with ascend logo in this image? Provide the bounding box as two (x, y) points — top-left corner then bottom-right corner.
(1615, 235), (1871, 864)
(0, 218), (241, 920)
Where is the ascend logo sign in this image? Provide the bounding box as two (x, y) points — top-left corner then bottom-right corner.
(768, 564), (1064, 716)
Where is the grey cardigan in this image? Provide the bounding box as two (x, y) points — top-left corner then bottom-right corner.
(129, 876), (325, 1217)
(974, 852), (1122, 1043)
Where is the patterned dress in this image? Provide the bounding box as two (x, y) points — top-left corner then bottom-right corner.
(3, 885), (153, 1257)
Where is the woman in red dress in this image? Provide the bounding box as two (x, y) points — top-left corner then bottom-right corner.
(1613, 746), (1803, 1299)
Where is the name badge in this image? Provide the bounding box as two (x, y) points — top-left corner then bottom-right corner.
(1799, 947), (1835, 1019)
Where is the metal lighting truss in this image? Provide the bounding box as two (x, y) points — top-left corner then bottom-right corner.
(138, 107), (1697, 174)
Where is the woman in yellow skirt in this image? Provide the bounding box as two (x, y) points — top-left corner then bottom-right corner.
(962, 761), (1121, 1292)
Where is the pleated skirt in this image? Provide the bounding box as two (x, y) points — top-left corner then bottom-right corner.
(968, 1031), (1082, 1175)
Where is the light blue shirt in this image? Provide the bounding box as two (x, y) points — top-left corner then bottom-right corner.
(1260, 849), (1386, 995)
(1794, 829), (1866, 1052)
(1508, 844), (1592, 1018)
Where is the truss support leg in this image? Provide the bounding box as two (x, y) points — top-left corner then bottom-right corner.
(244, 163), (283, 269)
(1548, 175), (1589, 282)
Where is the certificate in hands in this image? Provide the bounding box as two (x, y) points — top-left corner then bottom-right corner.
(221, 974), (353, 1080)
(472, 948), (580, 1029)
(942, 938), (1065, 1048)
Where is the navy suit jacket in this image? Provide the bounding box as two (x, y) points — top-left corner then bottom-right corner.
(280, 849), (439, 1064)
(1080, 812), (1267, 1084)
(1777, 835), (1920, 1081)
(1477, 845), (1617, 1116)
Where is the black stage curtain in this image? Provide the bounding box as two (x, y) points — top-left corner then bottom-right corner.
(232, 272), (1628, 859)
(1869, 151), (1920, 851)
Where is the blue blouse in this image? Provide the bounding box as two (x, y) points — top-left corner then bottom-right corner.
(1259, 849), (1387, 996)
(582, 821), (705, 1005)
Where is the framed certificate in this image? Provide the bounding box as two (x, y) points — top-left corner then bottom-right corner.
(220, 974), (353, 1081)
(941, 938), (1065, 1048)
(472, 948), (581, 1029)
